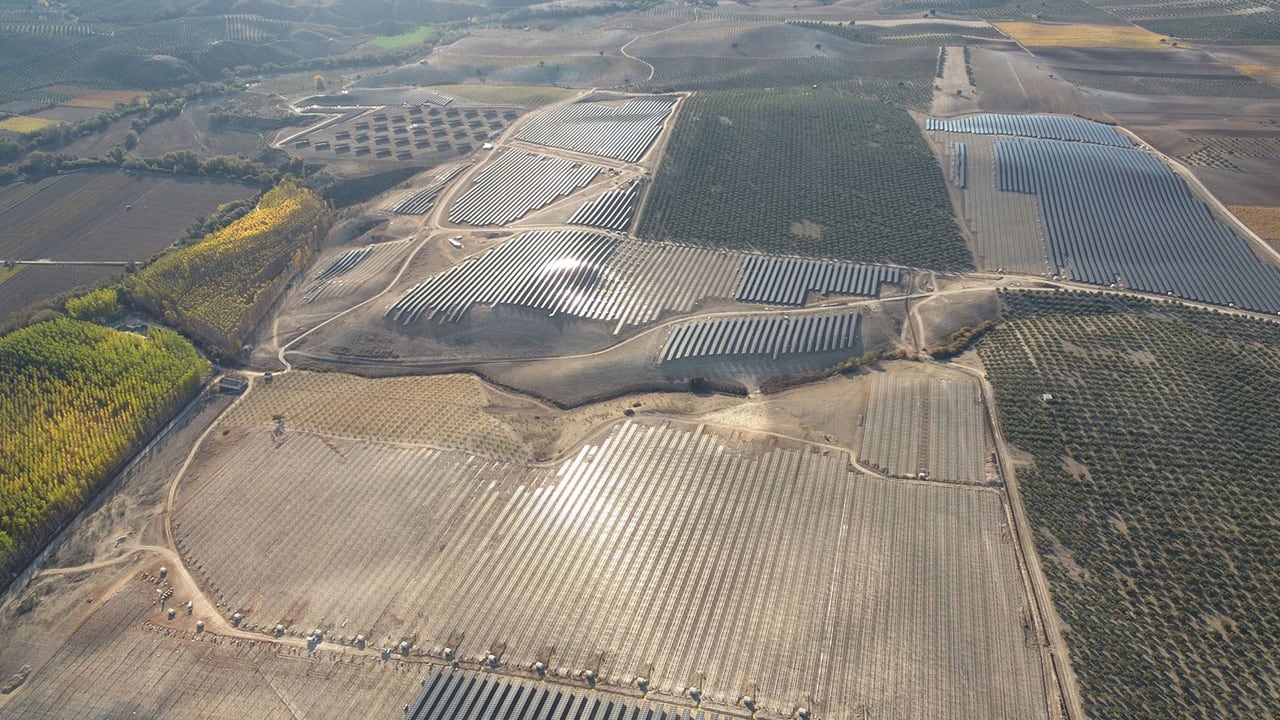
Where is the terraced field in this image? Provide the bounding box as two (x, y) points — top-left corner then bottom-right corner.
(174, 420), (1046, 720)
(859, 375), (988, 484)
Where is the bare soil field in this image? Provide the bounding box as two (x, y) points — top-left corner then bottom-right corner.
(173, 417), (1047, 719)
(135, 104), (267, 159)
(0, 170), (256, 262)
(971, 46), (1111, 118)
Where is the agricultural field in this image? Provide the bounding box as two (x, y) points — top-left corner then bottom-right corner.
(447, 151), (602, 226)
(285, 104), (518, 169)
(636, 90), (971, 270)
(0, 319), (207, 586)
(859, 375), (988, 485)
(994, 22), (1171, 49)
(0, 265), (119, 329)
(0, 116), (60, 133)
(131, 182), (331, 356)
(174, 420), (1047, 719)
(0, 170), (256, 262)
(979, 291), (1280, 719)
(513, 96), (677, 163)
(222, 371), (530, 459)
(430, 84), (576, 110)
(1230, 205), (1280, 252)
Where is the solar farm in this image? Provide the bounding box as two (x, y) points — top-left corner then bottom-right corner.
(11, 6), (1280, 719)
(383, 229), (900, 330)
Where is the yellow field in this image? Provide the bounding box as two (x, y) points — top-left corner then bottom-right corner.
(1236, 63), (1280, 76)
(63, 89), (146, 109)
(1230, 205), (1280, 252)
(0, 116), (61, 133)
(996, 22), (1171, 48)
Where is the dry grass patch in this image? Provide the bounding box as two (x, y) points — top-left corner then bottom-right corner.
(996, 22), (1171, 48)
(0, 116), (61, 133)
(62, 89), (146, 109)
(1230, 205), (1280, 253)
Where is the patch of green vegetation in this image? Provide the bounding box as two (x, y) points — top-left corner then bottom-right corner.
(432, 83), (574, 109)
(372, 25), (443, 49)
(979, 290), (1280, 719)
(0, 318), (208, 587)
(637, 89), (971, 269)
(130, 181), (330, 357)
(0, 265), (23, 287)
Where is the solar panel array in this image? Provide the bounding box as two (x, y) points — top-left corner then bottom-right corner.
(389, 164), (471, 215)
(405, 668), (727, 720)
(996, 138), (1280, 313)
(312, 246), (370, 283)
(449, 151), (601, 226)
(926, 113), (1131, 147)
(386, 230), (904, 328)
(951, 142), (967, 189)
(514, 96), (678, 163)
(568, 180), (641, 231)
(661, 311), (860, 362)
(736, 257), (900, 305)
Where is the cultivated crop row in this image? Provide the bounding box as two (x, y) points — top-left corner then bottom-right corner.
(567, 180), (640, 231)
(176, 420), (1046, 719)
(860, 375), (987, 484)
(514, 97), (677, 163)
(996, 138), (1280, 312)
(978, 290), (1280, 718)
(661, 311), (860, 362)
(735, 256), (900, 305)
(928, 113), (1131, 147)
(638, 90), (971, 269)
(448, 151), (601, 226)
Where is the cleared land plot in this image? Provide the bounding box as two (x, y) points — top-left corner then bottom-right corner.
(302, 239), (413, 303)
(636, 90), (970, 269)
(660, 311), (860, 362)
(860, 375), (987, 484)
(0, 170), (255, 261)
(994, 22), (1170, 48)
(175, 420), (1046, 719)
(980, 292), (1280, 718)
(997, 138), (1280, 311)
(0, 576), (418, 719)
(1230, 205), (1280, 253)
(513, 96), (676, 163)
(448, 151), (602, 226)
(221, 371), (528, 459)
